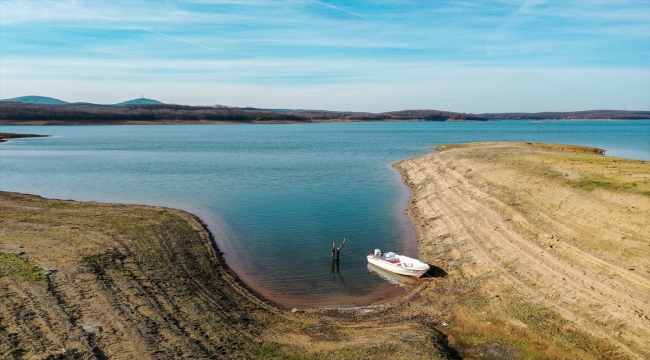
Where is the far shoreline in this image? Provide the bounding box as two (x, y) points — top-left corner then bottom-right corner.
(0, 118), (497, 126)
(2, 118), (650, 126)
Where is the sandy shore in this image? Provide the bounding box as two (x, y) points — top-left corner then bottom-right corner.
(394, 142), (650, 359)
(1, 141), (648, 359)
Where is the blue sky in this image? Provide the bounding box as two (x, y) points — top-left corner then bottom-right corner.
(1, 0), (648, 112)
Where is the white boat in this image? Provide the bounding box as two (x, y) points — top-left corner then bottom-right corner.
(366, 249), (430, 277)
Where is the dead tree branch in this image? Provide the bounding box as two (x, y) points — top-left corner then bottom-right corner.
(337, 237), (346, 252)
(331, 237), (347, 262)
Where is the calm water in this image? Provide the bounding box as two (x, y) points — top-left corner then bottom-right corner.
(1, 121), (649, 307)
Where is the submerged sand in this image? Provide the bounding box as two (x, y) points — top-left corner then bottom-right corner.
(1, 142), (648, 359)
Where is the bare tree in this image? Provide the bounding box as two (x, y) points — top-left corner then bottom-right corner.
(330, 237), (346, 262)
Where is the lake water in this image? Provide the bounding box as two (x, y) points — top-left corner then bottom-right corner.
(1, 121), (649, 307)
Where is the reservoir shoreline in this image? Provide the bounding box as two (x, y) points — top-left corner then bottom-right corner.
(2, 118), (649, 126)
(2, 139), (649, 358)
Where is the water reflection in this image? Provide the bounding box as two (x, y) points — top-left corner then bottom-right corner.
(331, 261), (346, 288)
(367, 263), (418, 288)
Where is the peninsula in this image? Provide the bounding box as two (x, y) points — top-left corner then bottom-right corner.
(1, 142), (648, 359)
(0, 132), (49, 143)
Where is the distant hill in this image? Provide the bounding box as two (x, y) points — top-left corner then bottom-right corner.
(0, 96), (163, 107)
(115, 98), (164, 106)
(3, 96), (69, 105)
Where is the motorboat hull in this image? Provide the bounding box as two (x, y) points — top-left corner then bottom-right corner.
(367, 255), (429, 277)
(367, 263), (418, 287)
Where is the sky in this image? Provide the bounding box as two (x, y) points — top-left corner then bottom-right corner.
(0, 0), (649, 112)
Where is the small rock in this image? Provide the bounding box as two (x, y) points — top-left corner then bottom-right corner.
(442, 322), (448, 326)
(82, 325), (102, 334)
(291, 308), (298, 313)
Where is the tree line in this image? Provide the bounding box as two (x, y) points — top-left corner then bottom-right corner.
(1, 102), (647, 124)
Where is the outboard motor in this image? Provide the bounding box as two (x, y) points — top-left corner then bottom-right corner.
(374, 249), (381, 257)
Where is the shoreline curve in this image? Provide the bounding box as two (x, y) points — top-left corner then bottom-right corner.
(2, 141), (649, 358)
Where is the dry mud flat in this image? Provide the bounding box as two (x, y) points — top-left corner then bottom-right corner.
(1, 141), (649, 359)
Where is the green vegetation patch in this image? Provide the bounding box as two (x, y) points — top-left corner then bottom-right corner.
(434, 142), (605, 155)
(0, 253), (47, 285)
(496, 152), (650, 197)
(565, 172), (650, 196)
(506, 300), (624, 359)
(503, 260), (519, 273)
(118, 269), (133, 277)
(448, 298), (625, 359)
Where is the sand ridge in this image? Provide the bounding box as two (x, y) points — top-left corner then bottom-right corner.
(395, 142), (650, 358)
